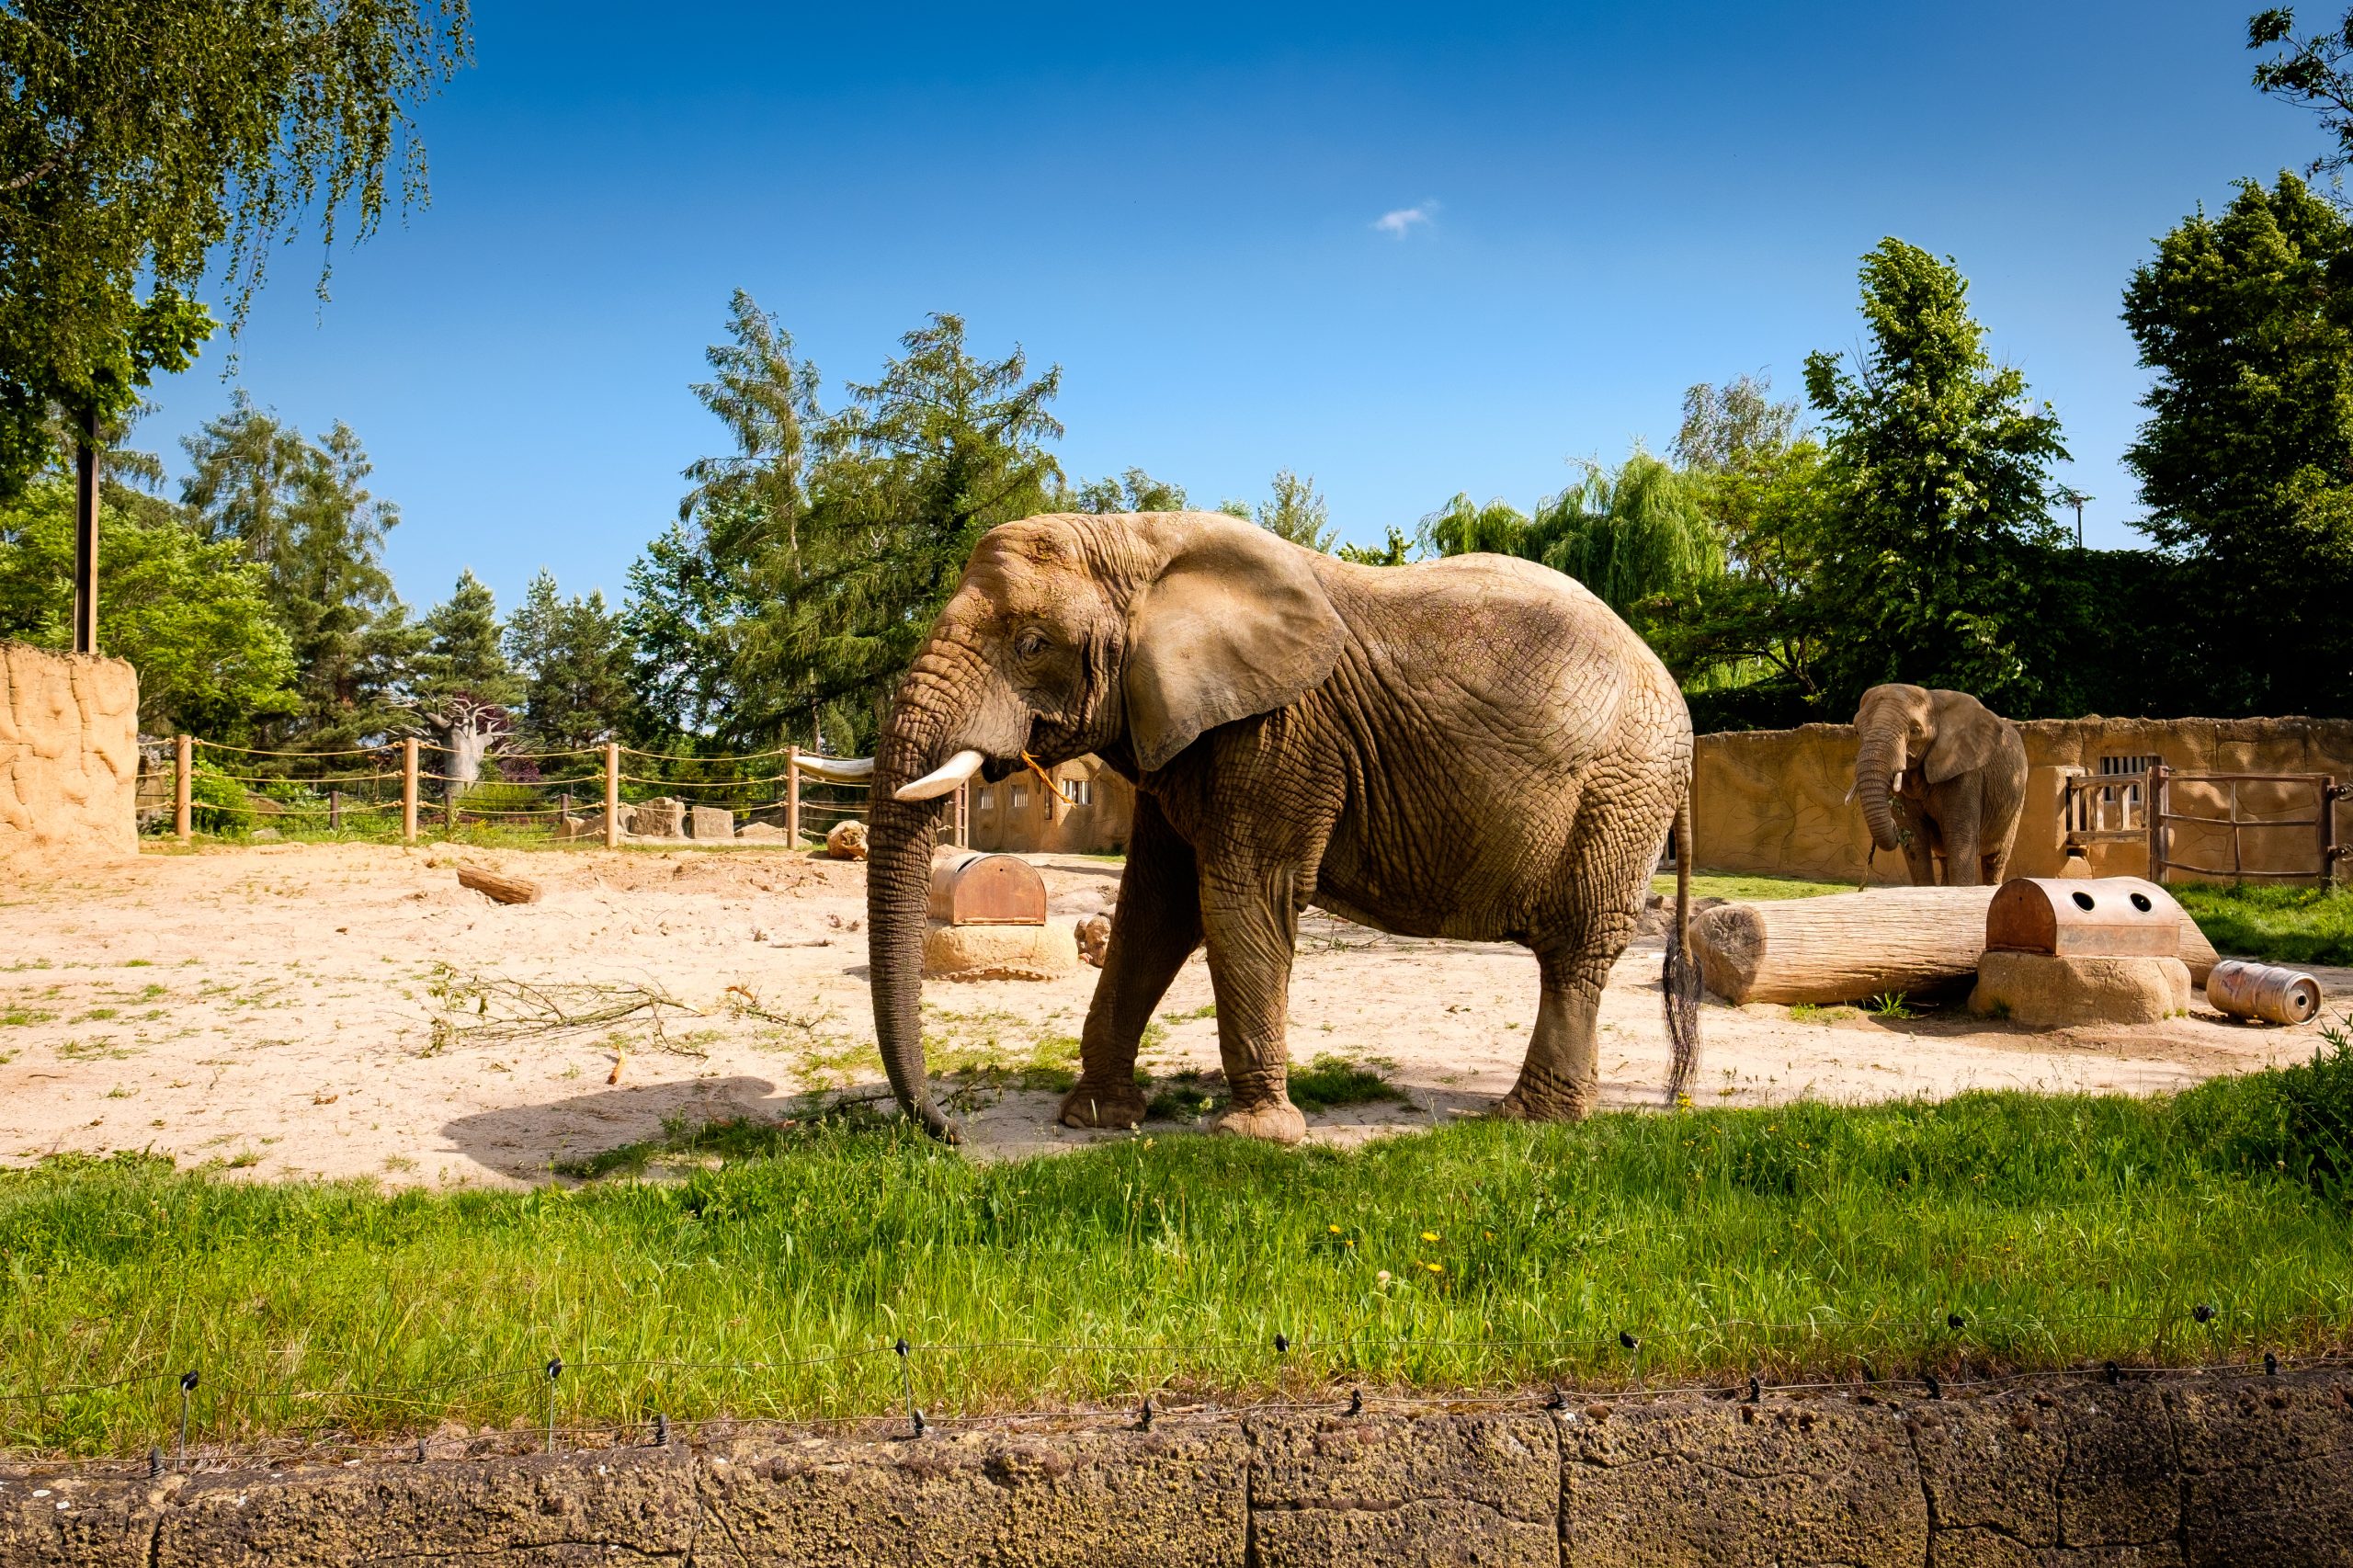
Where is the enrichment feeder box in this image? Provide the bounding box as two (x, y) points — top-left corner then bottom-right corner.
(1984, 877), (2185, 959)
(928, 850), (1047, 926)
(921, 849), (1074, 980)
(1972, 876), (2196, 1026)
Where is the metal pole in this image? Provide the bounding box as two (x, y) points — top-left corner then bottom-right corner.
(2321, 777), (2338, 888)
(603, 743), (621, 849)
(175, 735), (192, 844)
(786, 744), (801, 847)
(73, 406), (98, 655)
(402, 738), (419, 846)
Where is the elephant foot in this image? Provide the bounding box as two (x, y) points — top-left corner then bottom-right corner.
(1491, 1080), (1594, 1123)
(1212, 1097), (1307, 1145)
(1058, 1079), (1148, 1131)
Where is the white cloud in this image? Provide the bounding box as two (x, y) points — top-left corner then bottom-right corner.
(1372, 200), (1438, 238)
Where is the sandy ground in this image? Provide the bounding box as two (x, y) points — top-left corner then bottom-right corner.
(0, 842), (2345, 1187)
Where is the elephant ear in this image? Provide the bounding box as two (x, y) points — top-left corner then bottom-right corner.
(1123, 515), (1346, 772)
(1923, 690), (2006, 784)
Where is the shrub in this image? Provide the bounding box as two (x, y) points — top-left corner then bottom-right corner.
(188, 761), (254, 837)
(2182, 1017), (2353, 1210)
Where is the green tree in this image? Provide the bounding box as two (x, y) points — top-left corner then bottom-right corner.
(180, 399), (418, 746)
(731, 311), (1064, 749)
(1662, 376), (1834, 723)
(0, 477), (294, 733)
(622, 520), (750, 744)
(1068, 467), (1188, 513)
(1336, 525), (1415, 566)
(415, 569), (518, 709)
(2248, 7), (2353, 182)
(1231, 469), (1335, 551)
(2121, 173), (2353, 713)
(506, 569), (637, 749)
(1802, 239), (2068, 707)
(1420, 451), (1722, 642)
(2, 0), (469, 649)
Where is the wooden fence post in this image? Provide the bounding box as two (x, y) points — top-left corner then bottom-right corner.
(955, 780), (969, 848)
(2145, 763), (2169, 884)
(329, 789), (342, 831)
(604, 743), (621, 849)
(786, 745), (801, 847)
(174, 734), (192, 844)
(402, 738), (419, 846)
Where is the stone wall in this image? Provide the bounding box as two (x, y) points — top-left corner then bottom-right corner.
(0, 642), (140, 870)
(6, 1366), (2349, 1565)
(1696, 715), (2353, 886)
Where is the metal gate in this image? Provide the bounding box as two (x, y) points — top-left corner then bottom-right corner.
(2064, 766), (2345, 885)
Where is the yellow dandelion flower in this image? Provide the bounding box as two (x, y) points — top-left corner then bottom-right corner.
(1329, 1224), (1342, 1234)
(1421, 1231), (1438, 1243)
(1427, 1262), (1444, 1274)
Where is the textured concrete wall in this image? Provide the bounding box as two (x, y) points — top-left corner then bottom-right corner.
(0, 642), (140, 870)
(5, 1368), (2349, 1565)
(1696, 716), (2353, 886)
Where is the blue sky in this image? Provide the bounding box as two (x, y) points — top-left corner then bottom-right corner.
(130, 1), (2315, 611)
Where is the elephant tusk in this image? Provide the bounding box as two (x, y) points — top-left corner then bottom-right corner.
(893, 749), (985, 801)
(1843, 782), (1857, 804)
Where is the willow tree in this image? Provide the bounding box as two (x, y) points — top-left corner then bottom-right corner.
(2, 0), (471, 651)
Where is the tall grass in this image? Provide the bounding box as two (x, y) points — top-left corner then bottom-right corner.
(4, 1051), (2350, 1456)
(2175, 881), (2353, 968)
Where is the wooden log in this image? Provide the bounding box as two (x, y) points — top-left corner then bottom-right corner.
(456, 866), (541, 906)
(1694, 888), (1996, 1006)
(1694, 887), (2221, 1006)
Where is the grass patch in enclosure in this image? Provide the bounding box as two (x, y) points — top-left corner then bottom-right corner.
(5, 1025), (2351, 1456)
(2175, 881), (2353, 969)
(1654, 871), (1848, 903)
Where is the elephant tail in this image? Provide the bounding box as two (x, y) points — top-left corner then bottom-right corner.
(1661, 786), (1701, 1107)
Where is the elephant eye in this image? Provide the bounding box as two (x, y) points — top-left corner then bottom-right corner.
(1017, 631), (1049, 659)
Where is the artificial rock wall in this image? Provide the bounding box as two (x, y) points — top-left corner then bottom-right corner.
(6, 1367), (2350, 1565)
(0, 642), (140, 870)
(1695, 716), (2353, 886)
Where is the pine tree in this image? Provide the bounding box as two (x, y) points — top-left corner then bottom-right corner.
(415, 569), (519, 709)
(506, 569), (637, 748)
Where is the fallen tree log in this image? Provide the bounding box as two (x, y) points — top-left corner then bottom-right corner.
(1693, 887), (2219, 1006)
(456, 866), (541, 906)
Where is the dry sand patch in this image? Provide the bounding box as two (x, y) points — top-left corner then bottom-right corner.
(0, 843), (2342, 1187)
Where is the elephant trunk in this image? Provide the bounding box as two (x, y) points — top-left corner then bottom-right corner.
(1854, 729), (1905, 854)
(864, 660), (983, 1142)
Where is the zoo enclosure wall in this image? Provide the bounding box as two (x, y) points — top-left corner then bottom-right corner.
(1694, 714), (2353, 887)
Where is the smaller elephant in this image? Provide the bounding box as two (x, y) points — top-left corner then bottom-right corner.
(1851, 684), (2028, 887)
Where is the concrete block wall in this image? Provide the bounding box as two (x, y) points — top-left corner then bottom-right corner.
(0, 642), (140, 870)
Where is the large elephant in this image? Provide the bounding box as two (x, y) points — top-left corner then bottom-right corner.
(866, 511), (1699, 1143)
(1850, 684), (2029, 887)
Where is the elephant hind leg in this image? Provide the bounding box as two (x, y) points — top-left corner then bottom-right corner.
(1495, 940), (1619, 1123)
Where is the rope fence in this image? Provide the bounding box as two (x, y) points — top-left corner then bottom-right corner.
(4, 1305), (2342, 1466)
(155, 733), (938, 852)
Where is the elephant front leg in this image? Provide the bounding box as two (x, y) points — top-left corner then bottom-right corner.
(1060, 797), (1200, 1130)
(1199, 865), (1307, 1145)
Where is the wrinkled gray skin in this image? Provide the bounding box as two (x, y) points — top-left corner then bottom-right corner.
(867, 511), (1698, 1143)
(1851, 683), (2029, 887)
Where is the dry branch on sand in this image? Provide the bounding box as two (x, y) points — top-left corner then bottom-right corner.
(425, 968), (711, 1057)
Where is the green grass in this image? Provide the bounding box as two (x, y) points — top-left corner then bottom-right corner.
(2176, 882), (2353, 968)
(1653, 871), (1848, 902)
(4, 1028), (2350, 1456)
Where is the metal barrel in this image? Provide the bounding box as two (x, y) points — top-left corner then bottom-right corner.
(2205, 959), (2324, 1025)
